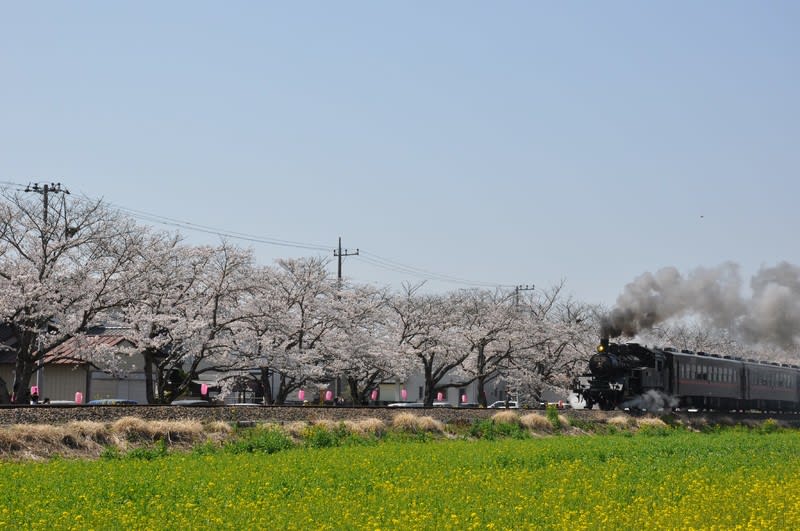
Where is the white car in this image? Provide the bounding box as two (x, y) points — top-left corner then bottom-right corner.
(487, 400), (519, 409)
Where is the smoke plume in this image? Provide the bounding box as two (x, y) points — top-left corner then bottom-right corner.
(601, 262), (800, 349)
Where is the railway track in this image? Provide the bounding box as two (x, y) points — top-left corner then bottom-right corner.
(1, 404), (797, 428)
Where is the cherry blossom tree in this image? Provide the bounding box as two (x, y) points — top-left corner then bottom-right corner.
(504, 283), (600, 403)
(321, 284), (406, 404)
(454, 288), (519, 406)
(388, 284), (474, 406)
(0, 190), (155, 403)
(237, 257), (338, 404)
(120, 240), (258, 402)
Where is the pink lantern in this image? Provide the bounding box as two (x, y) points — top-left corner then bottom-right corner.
(298, 389), (305, 401)
(437, 391), (444, 401)
(325, 390), (333, 401)
(200, 384), (209, 396)
(401, 388), (408, 400)
(30, 386), (39, 396)
(370, 389), (378, 401)
(74, 391), (83, 404)
(461, 394), (468, 403)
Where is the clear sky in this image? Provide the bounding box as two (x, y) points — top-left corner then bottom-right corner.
(2, 1), (798, 307)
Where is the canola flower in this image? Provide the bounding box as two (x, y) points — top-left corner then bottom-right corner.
(0, 430), (798, 529)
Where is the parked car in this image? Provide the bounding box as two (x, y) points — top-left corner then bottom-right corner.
(87, 399), (138, 405)
(171, 399), (213, 407)
(487, 400), (519, 409)
(387, 401), (452, 408)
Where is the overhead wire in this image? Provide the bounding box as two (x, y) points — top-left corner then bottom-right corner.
(1, 179), (513, 288)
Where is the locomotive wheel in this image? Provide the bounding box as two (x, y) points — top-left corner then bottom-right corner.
(599, 400), (615, 411)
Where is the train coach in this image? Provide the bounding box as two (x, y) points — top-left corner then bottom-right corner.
(573, 338), (800, 412)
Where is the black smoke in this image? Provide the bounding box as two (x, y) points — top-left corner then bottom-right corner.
(601, 262), (800, 349)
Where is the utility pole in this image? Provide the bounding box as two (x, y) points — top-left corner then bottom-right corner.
(24, 182), (70, 226)
(23, 182), (70, 398)
(515, 284), (535, 309)
(332, 237), (358, 402)
(334, 236), (359, 286)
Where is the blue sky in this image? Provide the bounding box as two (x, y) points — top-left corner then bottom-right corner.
(2, 1), (798, 307)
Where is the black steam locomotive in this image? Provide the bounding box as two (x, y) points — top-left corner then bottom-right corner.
(573, 339), (800, 411)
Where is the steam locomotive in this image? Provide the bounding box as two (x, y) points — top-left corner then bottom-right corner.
(573, 339), (800, 411)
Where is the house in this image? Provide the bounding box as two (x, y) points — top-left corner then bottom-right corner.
(0, 327), (148, 403)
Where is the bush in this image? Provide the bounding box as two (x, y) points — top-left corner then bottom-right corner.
(759, 418), (780, 434)
(546, 404), (562, 430)
(126, 439), (168, 460)
(225, 427), (295, 454)
(304, 424), (343, 449)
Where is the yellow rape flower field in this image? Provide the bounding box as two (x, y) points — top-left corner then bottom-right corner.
(0, 430), (798, 530)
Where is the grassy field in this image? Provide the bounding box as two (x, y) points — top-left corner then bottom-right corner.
(0, 426), (798, 530)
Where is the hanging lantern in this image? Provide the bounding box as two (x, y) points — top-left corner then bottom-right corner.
(437, 391), (444, 401)
(370, 389), (378, 401)
(298, 389), (305, 401)
(74, 391), (83, 404)
(401, 388), (408, 400)
(325, 390), (333, 401)
(200, 384), (209, 396)
(461, 394), (468, 403)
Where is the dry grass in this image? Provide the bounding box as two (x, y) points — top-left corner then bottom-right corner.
(283, 421), (310, 438)
(391, 413), (444, 433)
(607, 415), (635, 428)
(520, 413), (552, 432)
(111, 416), (153, 441)
(312, 419), (339, 432)
(637, 417), (668, 429)
(205, 421), (233, 434)
(416, 416), (445, 433)
(392, 412), (420, 431)
(342, 418), (386, 436)
(491, 411), (521, 425)
(357, 418), (386, 435)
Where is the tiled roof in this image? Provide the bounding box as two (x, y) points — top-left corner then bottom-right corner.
(44, 335), (133, 365)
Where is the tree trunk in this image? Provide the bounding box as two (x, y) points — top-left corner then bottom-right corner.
(423, 360), (435, 406)
(0, 375), (11, 404)
(260, 367), (273, 405)
(143, 349), (156, 404)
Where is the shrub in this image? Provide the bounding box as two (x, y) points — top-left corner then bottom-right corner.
(304, 424), (339, 449)
(225, 426), (295, 454)
(546, 404), (562, 430)
(637, 417), (671, 436)
(759, 418), (780, 434)
(126, 439), (168, 460)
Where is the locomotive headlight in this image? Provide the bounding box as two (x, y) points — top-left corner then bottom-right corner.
(597, 344), (605, 353)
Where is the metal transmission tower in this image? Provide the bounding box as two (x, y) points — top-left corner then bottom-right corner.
(334, 237), (359, 285)
(515, 284), (535, 309)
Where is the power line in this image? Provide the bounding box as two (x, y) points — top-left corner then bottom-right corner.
(358, 250), (513, 288)
(1, 180), (515, 288)
(113, 204), (331, 252)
